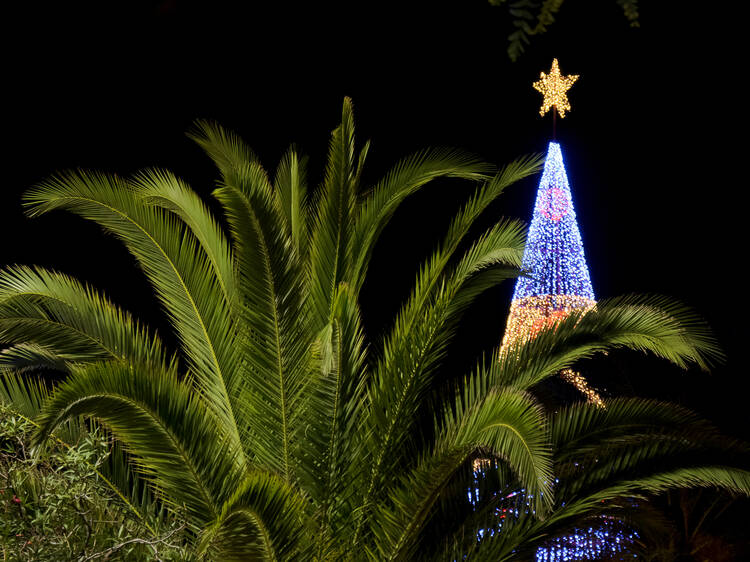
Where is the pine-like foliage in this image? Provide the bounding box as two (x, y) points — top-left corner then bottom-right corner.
(1, 98), (747, 560)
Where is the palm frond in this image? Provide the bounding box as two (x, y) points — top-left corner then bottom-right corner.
(32, 361), (243, 527)
(550, 398), (716, 453)
(302, 283), (369, 548)
(273, 145), (310, 257)
(135, 168), (238, 307)
(379, 157), (539, 341)
(197, 470), (310, 561)
(23, 170), (244, 459)
(497, 294), (724, 391)
(0, 342), (71, 375)
(187, 119), (258, 181)
(0, 265), (170, 371)
(549, 399), (748, 499)
(363, 219), (527, 495)
(0, 371), (51, 418)
(308, 97), (358, 330)
(349, 148), (499, 295)
(214, 160), (312, 481)
(370, 386), (551, 560)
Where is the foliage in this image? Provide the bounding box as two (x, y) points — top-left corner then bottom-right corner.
(488, 0), (640, 61)
(630, 489), (750, 561)
(0, 97), (748, 560)
(0, 403), (189, 560)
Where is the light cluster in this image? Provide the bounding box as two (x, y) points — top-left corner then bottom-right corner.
(500, 142), (602, 406)
(501, 295), (596, 351)
(468, 470), (637, 561)
(536, 519), (638, 561)
(561, 368), (605, 408)
(533, 58), (579, 118)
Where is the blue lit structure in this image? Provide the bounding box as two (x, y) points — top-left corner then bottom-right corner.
(501, 141), (603, 406)
(501, 141), (595, 351)
(512, 141), (594, 303)
(536, 520), (638, 561)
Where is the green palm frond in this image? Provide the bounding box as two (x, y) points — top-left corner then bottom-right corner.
(23, 170), (244, 460)
(550, 398), (717, 454)
(274, 145), (310, 257)
(198, 470), (310, 561)
(33, 361), (243, 527)
(0, 342), (71, 375)
(303, 283), (369, 545)
(363, 218), (527, 487)
(0, 371), (51, 419)
(0, 265), (170, 370)
(308, 97), (358, 329)
(463, 464), (750, 562)
(538, 466), (750, 542)
(349, 147), (497, 294)
(214, 160), (312, 480)
(187, 119), (258, 181)
(447, 384), (553, 514)
(135, 168), (238, 306)
(549, 399), (748, 499)
(497, 294), (723, 391)
(372, 386), (552, 560)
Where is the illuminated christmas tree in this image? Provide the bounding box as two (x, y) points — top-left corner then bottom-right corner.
(501, 60), (602, 406)
(501, 140), (595, 348)
(506, 59), (636, 560)
(474, 60), (638, 559)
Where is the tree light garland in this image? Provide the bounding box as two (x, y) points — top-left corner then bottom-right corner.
(533, 59), (579, 118)
(500, 141), (602, 406)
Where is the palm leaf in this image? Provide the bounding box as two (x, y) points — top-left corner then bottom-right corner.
(0, 265), (170, 370)
(32, 361), (243, 527)
(187, 119), (258, 181)
(135, 168), (238, 307)
(308, 97), (358, 329)
(303, 283), (369, 550)
(273, 144), (310, 257)
(23, 170), (244, 459)
(198, 470), (310, 561)
(214, 160), (312, 480)
(497, 294), (724, 392)
(372, 386), (552, 560)
(349, 148), (499, 295)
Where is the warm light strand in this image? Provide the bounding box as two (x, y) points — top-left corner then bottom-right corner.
(501, 295), (596, 350)
(561, 368), (605, 408)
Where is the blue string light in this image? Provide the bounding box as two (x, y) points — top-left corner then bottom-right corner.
(513, 141), (594, 303)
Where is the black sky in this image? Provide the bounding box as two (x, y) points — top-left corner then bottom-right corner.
(1, 2), (745, 437)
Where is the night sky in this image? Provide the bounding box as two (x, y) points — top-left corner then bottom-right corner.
(2, 3), (745, 438)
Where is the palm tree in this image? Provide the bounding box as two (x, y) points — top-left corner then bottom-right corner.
(1, 98), (748, 560)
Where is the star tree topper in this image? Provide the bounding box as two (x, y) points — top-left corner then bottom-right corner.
(533, 58), (579, 118)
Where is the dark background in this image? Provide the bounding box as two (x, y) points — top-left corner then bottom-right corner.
(1, 2), (745, 441)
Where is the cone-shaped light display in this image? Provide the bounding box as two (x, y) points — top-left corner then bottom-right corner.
(501, 142), (602, 405)
(502, 141), (595, 348)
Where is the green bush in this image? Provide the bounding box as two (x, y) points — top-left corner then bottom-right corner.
(0, 405), (188, 560)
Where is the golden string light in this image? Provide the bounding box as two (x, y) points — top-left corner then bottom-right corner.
(561, 368), (605, 408)
(500, 295), (596, 351)
(533, 58), (579, 118)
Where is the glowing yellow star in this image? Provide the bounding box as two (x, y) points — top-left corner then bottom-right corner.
(533, 58), (579, 118)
